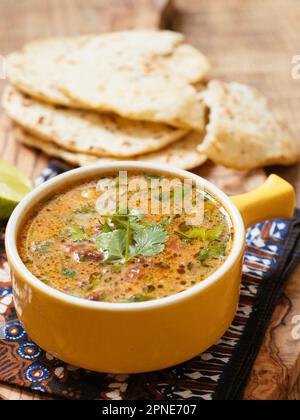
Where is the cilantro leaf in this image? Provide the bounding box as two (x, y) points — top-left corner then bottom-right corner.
(198, 248), (210, 262)
(110, 264), (123, 273)
(101, 213), (144, 232)
(68, 225), (89, 242)
(176, 226), (223, 241)
(61, 267), (76, 278)
(175, 227), (206, 240)
(95, 229), (127, 260)
(130, 225), (168, 257)
(33, 241), (52, 255)
(102, 223), (112, 233)
(95, 214), (168, 263)
(198, 243), (227, 264)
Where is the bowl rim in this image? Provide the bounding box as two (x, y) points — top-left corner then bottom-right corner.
(5, 161), (245, 312)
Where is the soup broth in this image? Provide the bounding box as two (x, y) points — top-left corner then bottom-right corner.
(18, 172), (233, 303)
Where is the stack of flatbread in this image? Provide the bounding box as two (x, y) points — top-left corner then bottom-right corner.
(2, 30), (299, 171)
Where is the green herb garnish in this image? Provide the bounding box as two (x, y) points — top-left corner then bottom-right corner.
(129, 225), (168, 258)
(176, 226), (223, 241)
(101, 213), (144, 232)
(61, 267), (76, 278)
(96, 229), (127, 261)
(33, 241), (52, 255)
(205, 227), (223, 241)
(110, 264), (123, 273)
(88, 273), (102, 291)
(68, 225), (89, 242)
(102, 223), (112, 233)
(175, 227), (206, 240)
(95, 214), (168, 263)
(198, 243), (227, 264)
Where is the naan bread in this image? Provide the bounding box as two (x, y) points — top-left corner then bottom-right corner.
(3, 86), (188, 158)
(198, 81), (299, 169)
(15, 127), (207, 170)
(16, 127), (103, 167)
(6, 32), (209, 130)
(6, 37), (89, 106)
(56, 31), (208, 130)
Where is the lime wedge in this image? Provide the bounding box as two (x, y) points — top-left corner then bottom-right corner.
(0, 160), (33, 220)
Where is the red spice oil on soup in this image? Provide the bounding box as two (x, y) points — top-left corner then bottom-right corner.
(18, 172), (233, 303)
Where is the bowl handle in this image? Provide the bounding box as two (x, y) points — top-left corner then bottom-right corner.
(231, 174), (295, 228)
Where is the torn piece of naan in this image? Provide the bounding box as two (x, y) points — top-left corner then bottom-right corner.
(15, 127), (207, 170)
(3, 86), (189, 158)
(198, 81), (299, 170)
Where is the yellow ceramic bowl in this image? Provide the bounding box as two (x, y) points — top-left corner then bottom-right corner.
(5, 162), (295, 373)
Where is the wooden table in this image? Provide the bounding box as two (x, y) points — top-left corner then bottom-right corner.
(0, 0), (300, 400)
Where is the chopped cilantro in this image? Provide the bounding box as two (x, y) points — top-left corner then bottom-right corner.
(102, 223), (112, 233)
(198, 243), (227, 264)
(61, 267), (76, 278)
(96, 229), (127, 261)
(110, 264), (123, 273)
(95, 215), (168, 263)
(33, 241), (52, 255)
(68, 225), (89, 242)
(176, 226), (223, 241)
(129, 225), (168, 258)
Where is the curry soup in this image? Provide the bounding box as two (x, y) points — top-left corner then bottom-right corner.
(18, 173), (233, 303)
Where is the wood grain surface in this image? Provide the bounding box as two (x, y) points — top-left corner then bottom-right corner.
(0, 0), (299, 400)
(244, 265), (300, 400)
